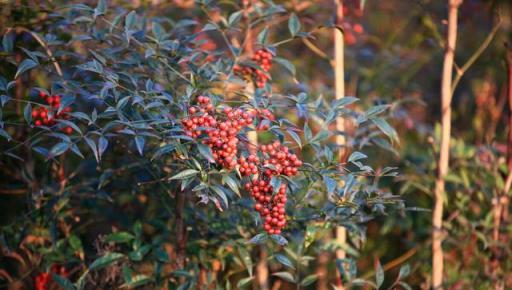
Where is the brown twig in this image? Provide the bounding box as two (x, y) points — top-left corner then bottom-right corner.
(6, 27), (63, 77)
(451, 17), (502, 95)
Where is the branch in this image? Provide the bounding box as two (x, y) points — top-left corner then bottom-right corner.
(451, 18), (501, 95)
(7, 27), (64, 77)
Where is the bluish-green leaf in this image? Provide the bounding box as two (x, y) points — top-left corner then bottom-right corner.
(375, 259), (384, 289)
(105, 232), (134, 243)
(15, 59), (38, 79)
(89, 252), (124, 270)
(169, 169), (198, 180)
(49, 142), (70, 158)
(247, 233), (267, 244)
(275, 254), (294, 269)
(197, 143), (215, 163)
(23, 103), (32, 124)
(272, 271), (295, 283)
(288, 13), (300, 37)
(134, 136), (145, 156)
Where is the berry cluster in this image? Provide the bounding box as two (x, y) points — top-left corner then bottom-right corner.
(183, 98), (303, 234)
(261, 141), (302, 176)
(182, 96), (254, 169)
(234, 48), (273, 88)
(246, 178), (287, 235)
(238, 154), (260, 176)
(32, 92), (73, 134)
(34, 265), (68, 290)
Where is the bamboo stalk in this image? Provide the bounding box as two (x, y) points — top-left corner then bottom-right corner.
(432, 1), (462, 289)
(334, 0), (347, 288)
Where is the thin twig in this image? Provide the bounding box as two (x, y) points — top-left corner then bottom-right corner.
(451, 18), (501, 95)
(6, 27), (64, 77)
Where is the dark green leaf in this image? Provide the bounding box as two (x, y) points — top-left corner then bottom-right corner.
(247, 233), (267, 244)
(275, 254), (294, 269)
(238, 247), (253, 276)
(398, 264), (410, 279)
(24, 103), (32, 124)
(372, 117), (399, 143)
(272, 271), (295, 283)
(257, 27), (269, 44)
(228, 11), (243, 27)
(348, 151), (367, 163)
(105, 232), (134, 243)
(15, 59), (38, 79)
(273, 57), (296, 76)
(197, 143), (215, 163)
(2, 32), (14, 53)
(375, 259), (384, 289)
(52, 274), (75, 290)
(271, 234), (288, 245)
(236, 276), (253, 288)
(300, 274), (318, 286)
(288, 13), (300, 36)
(49, 142), (70, 158)
(169, 169), (198, 180)
(94, 0), (107, 17)
(135, 136), (145, 156)
(89, 252), (124, 270)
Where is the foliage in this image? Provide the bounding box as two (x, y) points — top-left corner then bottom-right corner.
(0, 1), (403, 289)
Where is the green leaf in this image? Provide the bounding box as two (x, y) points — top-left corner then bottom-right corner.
(15, 59), (38, 79)
(120, 274), (152, 288)
(211, 185), (229, 208)
(2, 32), (14, 53)
(275, 253), (294, 269)
(398, 264), (410, 279)
(152, 21), (165, 41)
(333, 96), (358, 108)
(288, 13), (300, 37)
(125, 11), (137, 30)
(271, 234), (288, 245)
(238, 247), (253, 276)
(0, 129), (12, 141)
(273, 57), (296, 76)
(105, 232), (134, 243)
(348, 151), (367, 163)
(310, 130), (331, 144)
(169, 169), (198, 180)
(236, 276), (254, 288)
(300, 274), (318, 286)
(272, 271), (295, 283)
(398, 281), (413, 290)
(222, 174), (240, 197)
(24, 103), (32, 124)
(89, 252), (124, 270)
(247, 233), (267, 244)
(128, 245), (151, 261)
(228, 11), (243, 27)
(257, 27), (269, 44)
(134, 136), (145, 156)
(287, 130), (302, 148)
(372, 117), (399, 143)
(366, 105), (389, 118)
(52, 274), (75, 290)
(375, 259), (384, 289)
(49, 142), (70, 158)
(198, 143), (215, 163)
(94, 0), (107, 17)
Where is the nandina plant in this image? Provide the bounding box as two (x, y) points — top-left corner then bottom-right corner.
(0, 1), (403, 289)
